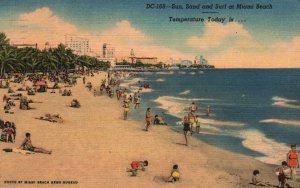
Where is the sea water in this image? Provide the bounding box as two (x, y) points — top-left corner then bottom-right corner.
(121, 69), (300, 170)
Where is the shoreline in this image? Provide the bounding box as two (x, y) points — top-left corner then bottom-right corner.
(0, 72), (299, 187)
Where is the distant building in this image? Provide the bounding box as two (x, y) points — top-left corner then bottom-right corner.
(11, 43), (38, 49)
(200, 56), (208, 66)
(181, 60), (193, 66)
(125, 49), (158, 64)
(65, 35), (90, 55)
(103, 43), (115, 58)
(96, 57), (116, 67)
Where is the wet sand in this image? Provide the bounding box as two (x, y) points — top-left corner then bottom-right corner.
(0, 72), (299, 188)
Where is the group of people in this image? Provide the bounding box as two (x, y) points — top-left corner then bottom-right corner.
(127, 160), (180, 182)
(61, 89), (72, 96)
(0, 120), (16, 143)
(251, 144), (299, 188)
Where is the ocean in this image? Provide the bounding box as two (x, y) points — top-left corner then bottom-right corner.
(120, 69), (300, 169)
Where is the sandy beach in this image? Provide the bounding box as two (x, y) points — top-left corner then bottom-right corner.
(0, 72), (299, 188)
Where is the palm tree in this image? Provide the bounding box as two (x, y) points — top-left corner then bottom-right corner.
(0, 45), (17, 77)
(39, 49), (58, 73)
(0, 32), (10, 49)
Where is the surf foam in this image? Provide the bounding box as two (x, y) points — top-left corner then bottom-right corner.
(260, 119), (300, 127)
(179, 90), (191, 95)
(272, 96), (300, 109)
(241, 129), (289, 165)
(156, 71), (174, 75)
(156, 78), (165, 82)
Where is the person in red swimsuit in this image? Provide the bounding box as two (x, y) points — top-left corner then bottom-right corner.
(287, 144), (299, 180)
(3, 122), (14, 143)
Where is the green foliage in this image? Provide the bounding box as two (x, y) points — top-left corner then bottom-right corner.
(0, 32), (110, 77)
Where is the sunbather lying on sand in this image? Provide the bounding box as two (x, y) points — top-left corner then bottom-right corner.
(36, 114), (63, 123)
(18, 133), (52, 154)
(70, 99), (80, 108)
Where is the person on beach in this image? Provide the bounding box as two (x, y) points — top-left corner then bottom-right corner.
(153, 115), (167, 125)
(287, 144), (299, 180)
(3, 121), (15, 142)
(188, 112), (195, 135)
(195, 115), (201, 134)
(183, 115), (191, 146)
(189, 102), (197, 113)
(167, 164), (180, 183)
(275, 161), (289, 188)
(251, 170), (271, 186)
(145, 108), (152, 131)
(127, 160), (148, 176)
(123, 100), (130, 120)
(83, 76), (86, 84)
(134, 96), (141, 109)
(19, 133), (52, 154)
(205, 105), (211, 116)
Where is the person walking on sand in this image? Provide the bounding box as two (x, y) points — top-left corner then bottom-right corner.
(287, 144), (299, 180)
(123, 100), (130, 120)
(19, 133), (52, 154)
(183, 115), (191, 146)
(145, 108), (152, 131)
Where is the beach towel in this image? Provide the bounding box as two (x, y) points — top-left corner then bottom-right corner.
(13, 148), (35, 154)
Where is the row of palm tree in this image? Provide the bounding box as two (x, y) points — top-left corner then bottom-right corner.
(0, 32), (110, 78)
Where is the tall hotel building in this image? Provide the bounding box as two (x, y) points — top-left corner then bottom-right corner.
(65, 35), (90, 55)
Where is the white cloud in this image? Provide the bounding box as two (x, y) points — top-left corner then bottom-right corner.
(5, 7), (192, 61)
(188, 21), (300, 68)
(187, 22), (251, 50)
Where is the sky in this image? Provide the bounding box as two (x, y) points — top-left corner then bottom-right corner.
(0, 0), (300, 68)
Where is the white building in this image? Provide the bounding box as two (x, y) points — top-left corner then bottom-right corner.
(103, 43), (115, 58)
(125, 49), (158, 64)
(65, 35), (90, 55)
(96, 57), (116, 67)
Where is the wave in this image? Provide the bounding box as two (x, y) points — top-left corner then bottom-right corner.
(271, 96), (300, 109)
(189, 72), (196, 75)
(179, 90), (191, 95)
(156, 78), (165, 82)
(200, 118), (245, 127)
(272, 96), (297, 103)
(155, 96), (244, 127)
(120, 77), (146, 89)
(139, 88), (153, 93)
(154, 96), (214, 118)
(178, 71), (186, 75)
(260, 119), (300, 127)
(241, 129), (289, 165)
(156, 71), (174, 75)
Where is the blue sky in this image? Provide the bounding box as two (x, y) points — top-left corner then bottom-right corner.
(0, 0), (300, 67)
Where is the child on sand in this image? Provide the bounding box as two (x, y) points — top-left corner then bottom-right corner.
(127, 160), (148, 176)
(167, 164), (180, 183)
(251, 170), (271, 186)
(275, 161), (289, 188)
(287, 144), (299, 180)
